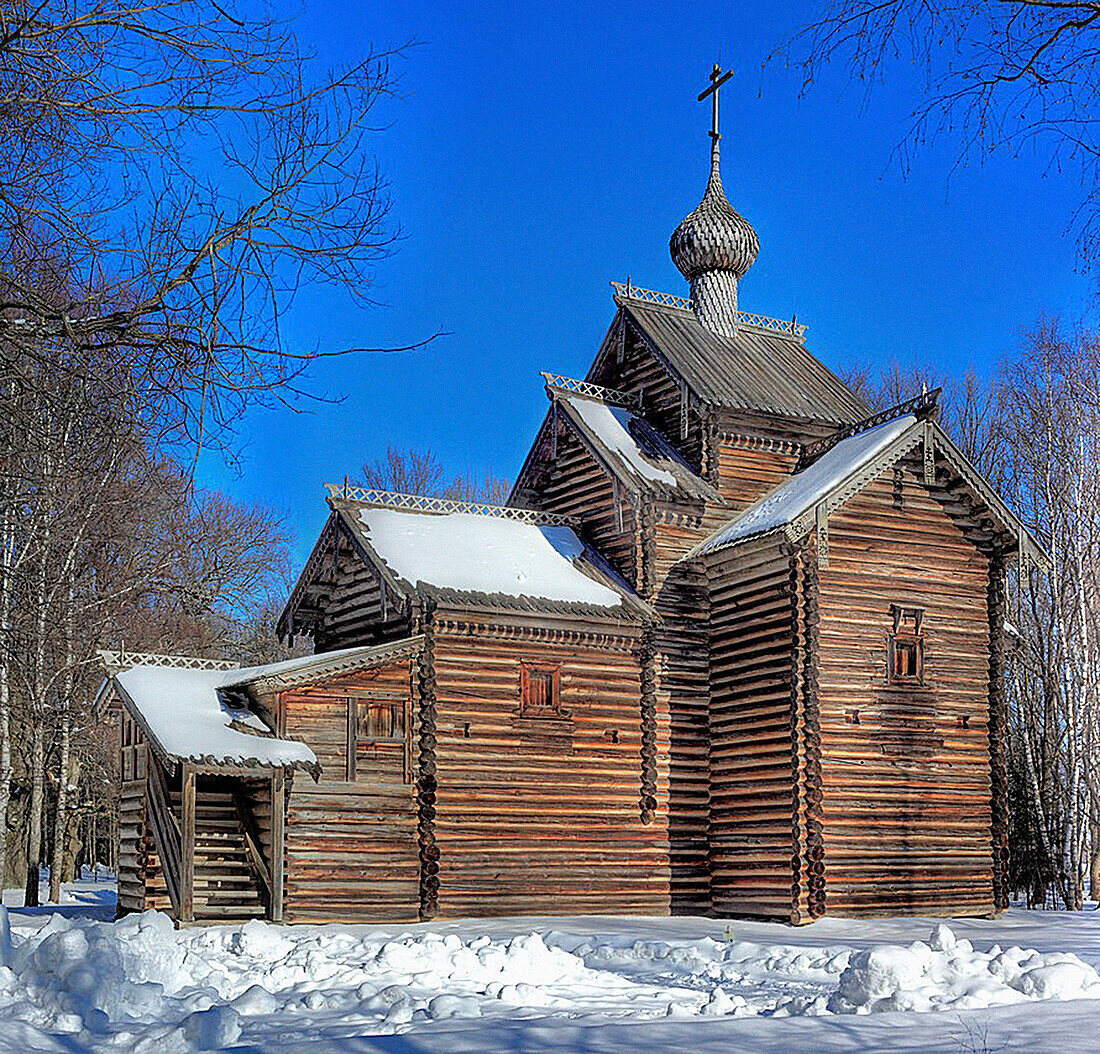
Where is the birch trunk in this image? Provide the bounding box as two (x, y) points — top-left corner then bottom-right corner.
(49, 715), (71, 903)
(23, 724), (44, 906)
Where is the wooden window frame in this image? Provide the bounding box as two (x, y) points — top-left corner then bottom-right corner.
(888, 605), (925, 686)
(520, 663), (562, 717)
(345, 693), (412, 783)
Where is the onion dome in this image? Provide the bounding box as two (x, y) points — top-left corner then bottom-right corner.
(670, 144), (758, 337)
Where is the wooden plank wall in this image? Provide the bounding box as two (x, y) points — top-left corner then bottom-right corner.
(712, 439), (799, 514)
(816, 462), (995, 916)
(280, 660), (419, 922)
(117, 778), (146, 914)
(116, 717), (173, 915)
(429, 615), (671, 916)
(533, 426), (638, 587)
(313, 528), (410, 651)
(705, 538), (800, 920)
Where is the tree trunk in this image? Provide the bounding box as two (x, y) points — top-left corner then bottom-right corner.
(23, 724), (44, 907)
(0, 660), (10, 892)
(49, 715), (71, 902)
(0, 507), (13, 891)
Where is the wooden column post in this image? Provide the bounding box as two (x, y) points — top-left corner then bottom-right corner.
(180, 765), (195, 923)
(270, 770), (285, 922)
(988, 553), (1010, 912)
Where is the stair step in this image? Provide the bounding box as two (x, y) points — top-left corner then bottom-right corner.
(194, 906), (265, 919)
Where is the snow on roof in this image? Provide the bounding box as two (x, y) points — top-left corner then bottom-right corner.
(697, 414), (919, 554)
(115, 665), (317, 770)
(112, 645), (408, 771)
(355, 507), (625, 608)
(563, 395), (678, 487)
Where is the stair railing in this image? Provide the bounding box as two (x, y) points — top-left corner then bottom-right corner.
(145, 757), (183, 916)
(232, 787), (272, 911)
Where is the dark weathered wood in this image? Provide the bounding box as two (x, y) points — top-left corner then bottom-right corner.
(180, 765), (196, 923)
(271, 771), (285, 922)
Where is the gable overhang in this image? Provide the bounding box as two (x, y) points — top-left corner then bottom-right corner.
(603, 302), (706, 421)
(692, 417), (1049, 570)
(232, 635), (425, 697)
(278, 506), (410, 642)
(512, 380), (722, 512)
(334, 499), (653, 623)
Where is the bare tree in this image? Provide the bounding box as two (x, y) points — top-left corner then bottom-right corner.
(359, 447), (511, 504)
(782, 2), (1100, 261)
(0, 1), (416, 454)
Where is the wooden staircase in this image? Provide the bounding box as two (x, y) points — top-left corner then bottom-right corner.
(191, 786), (268, 921)
(149, 763), (272, 924)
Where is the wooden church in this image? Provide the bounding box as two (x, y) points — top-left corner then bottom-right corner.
(100, 68), (1045, 926)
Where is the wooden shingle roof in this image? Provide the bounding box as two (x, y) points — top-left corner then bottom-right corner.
(613, 296), (867, 425)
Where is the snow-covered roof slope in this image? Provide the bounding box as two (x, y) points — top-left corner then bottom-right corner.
(110, 642), (420, 771)
(696, 415), (920, 555)
(564, 396), (677, 486)
(558, 395), (720, 503)
(115, 666), (316, 771)
(353, 507), (628, 609)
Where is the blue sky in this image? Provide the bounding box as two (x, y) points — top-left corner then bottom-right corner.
(196, 1), (1094, 568)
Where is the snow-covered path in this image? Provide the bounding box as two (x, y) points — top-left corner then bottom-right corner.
(2, 877), (1100, 1052)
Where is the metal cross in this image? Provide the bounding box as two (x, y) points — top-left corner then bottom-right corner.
(697, 63), (734, 144)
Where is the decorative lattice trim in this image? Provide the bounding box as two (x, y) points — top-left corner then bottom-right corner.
(98, 650), (241, 673)
(610, 281), (693, 311)
(325, 485), (577, 526)
(540, 372), (641, 408)
(610, 281), (808, 338)
(736, 312), (807, 338)
(800, 389), (940, 468)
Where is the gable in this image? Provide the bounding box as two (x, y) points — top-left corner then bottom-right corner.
(694, 410), (1048, 569)
(278, 511), (409, 647)
(597, 293), (867, 426)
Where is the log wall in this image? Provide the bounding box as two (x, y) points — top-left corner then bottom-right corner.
(705, 538), (801, 920)
(529, 425), (638, 587)
(816, 464), (995, 916)
(428, 612), (671, 916)
(279, 660), (419, 922)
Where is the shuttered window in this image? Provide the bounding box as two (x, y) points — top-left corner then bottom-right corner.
(345, 695), (411, 783)
(520, 663), (561, 716)
(888, 606), (925, 684)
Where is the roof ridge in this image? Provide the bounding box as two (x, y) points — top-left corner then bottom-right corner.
(611, 282), (808, 339)
(324, 484), (577, 527)
(797, 389), (941, 469)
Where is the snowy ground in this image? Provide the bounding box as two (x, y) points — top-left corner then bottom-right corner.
(2, 875), (1100, 1052)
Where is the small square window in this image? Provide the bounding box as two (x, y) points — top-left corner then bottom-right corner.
(521, 664), (561, 716)
(888, 605), (925, 685)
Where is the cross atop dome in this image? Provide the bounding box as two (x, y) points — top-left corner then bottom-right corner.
(699, 63), (733, 152)
(669, 62), (759, 338)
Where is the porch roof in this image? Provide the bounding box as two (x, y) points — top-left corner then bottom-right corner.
(105, 639), (422, 773)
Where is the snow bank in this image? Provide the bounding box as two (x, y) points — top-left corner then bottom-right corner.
(828, 922), (1100, 1014)
(1, 909), (1099, 1052)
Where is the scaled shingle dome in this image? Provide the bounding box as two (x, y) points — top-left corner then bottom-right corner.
(669, 151), (759, 281)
